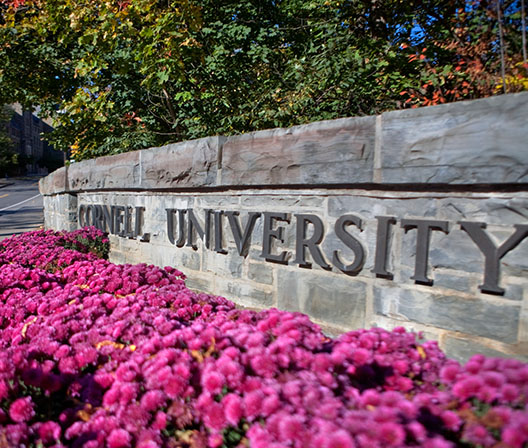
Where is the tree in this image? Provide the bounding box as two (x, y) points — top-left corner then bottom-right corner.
(400, 0), (528, 107)
(0, 105), (18, 176)
(0, 0), (526, 161)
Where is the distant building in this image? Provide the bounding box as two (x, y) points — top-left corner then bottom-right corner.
(7, 104), (63, 175)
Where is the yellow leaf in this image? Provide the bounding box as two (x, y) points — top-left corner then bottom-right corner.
(204, 337), (216, 357)
(21, 316), (37, 338)
(190, 350), (204, 363)
(95, 340), (125, 350)
(77, 404), (93, 422)
(417, 346), (427, 360)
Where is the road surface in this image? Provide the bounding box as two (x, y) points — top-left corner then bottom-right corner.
(0, 178), (43, 241)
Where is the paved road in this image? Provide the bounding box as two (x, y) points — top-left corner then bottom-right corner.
(0, 178), (44, 241)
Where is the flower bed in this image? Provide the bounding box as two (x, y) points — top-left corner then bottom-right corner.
(0, 228), (527, 447)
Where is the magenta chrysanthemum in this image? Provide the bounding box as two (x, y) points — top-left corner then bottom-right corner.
(0, 228), (526, 447)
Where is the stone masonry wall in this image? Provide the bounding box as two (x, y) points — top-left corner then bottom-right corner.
(40, 93), (528, 362)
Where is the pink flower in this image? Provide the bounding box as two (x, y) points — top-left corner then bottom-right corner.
(250, 354), (277, 377)
(119, 382), (138, 404)
(441, 410), (461, 431)
(262, 393), (280, 416)
(103, 386), (120, 407)
(152, 411), (167, 430)
(208, 433), (223, 447)
(203, 402), (226, 431)
(462, 424), (494, 447)
(424, 437), (454, 448)
(278, 415), (304, 442)
(322, 429), (355, 448)
(138, 441), (159, 448)
(9, 397), (34, 423)
(108, 428), (131, 448)
(378, 422), (406, 447)
(140, 390), (165, 412)
(503, 425), (528, 448)
(352, 348), (371, 364)
(38, 421), (61, 443)
(247, 423), (273, 448)
(0, 380), (8, 401)
(501, 384), (520, 402)
(452, 375), (484, 400)
(244, 390), (264, 419)
(407, 421), (426, 443)
(393, 360), (409, 375)
(360, 390), (381, 407)
(223, 393), (243, 425)
(202, 370), (225, 394)
(440, 363), (460, 383)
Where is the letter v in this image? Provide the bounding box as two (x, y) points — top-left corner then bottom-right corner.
(225, 211), (261, 257)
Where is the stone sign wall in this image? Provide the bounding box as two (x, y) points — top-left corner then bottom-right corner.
(40, 93), (528, 362)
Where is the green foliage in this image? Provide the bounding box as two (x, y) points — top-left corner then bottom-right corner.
(400, 1), (528, 107)
(0, 0), (526, 160)
(61, 233), (110, 260)
(0, 105), (18, 175)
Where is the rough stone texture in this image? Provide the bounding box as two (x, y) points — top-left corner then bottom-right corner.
(221, 116), (376, 186)
(215, 278), (274, 308)
(39, 167), (67, 196)
(442, 335), (528, 363)
(69, 151), (140, 192)
(240, 195), (326, 209)
(248, 262), (274, 285)
(278, 269), (366, 329)
(42, 194), (78, 231)
(183, 275), (214, 294)
(38, 137), (219, 194)
(379, 92), (528, 184)
(39, 93), (528, 196)
(174, 250), (201, 272)
(203, 250), (244, 279)
(140, 137), (221, 189)
(374, 286), (520, 343)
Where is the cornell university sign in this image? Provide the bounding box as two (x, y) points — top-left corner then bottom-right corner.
(41, 93), (528, 362)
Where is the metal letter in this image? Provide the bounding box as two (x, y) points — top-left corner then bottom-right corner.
(460, 221), (528, 295)
(294, 214), (331, 269)
(401, 219), (449, 285)
(86, 205), (95, 227)
(78, 205), (86, 227)
(187, 209), (208, 250)
(123, 206), (135, 237)
(260, 212), (290, 264)
(167, 209), (187, 247)
(134, 206), (145, 239)
(176, 210), (186, 247)
(94, 205), (105, 231)
(102, 205), (114, 234)
(113, 206), (126, 236)
(214, 211), (227, 254)
(332, 214), (365, 274)
(371, 216), (396, 279)
(226, 211), (261, 257)
(166, 209), (176, 245)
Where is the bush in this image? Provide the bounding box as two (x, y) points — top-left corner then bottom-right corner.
(0, 228), (527, 447)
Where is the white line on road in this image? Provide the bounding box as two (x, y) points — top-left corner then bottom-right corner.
(0, 194), (41, 212)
